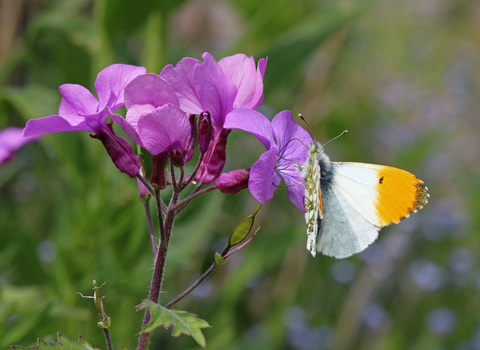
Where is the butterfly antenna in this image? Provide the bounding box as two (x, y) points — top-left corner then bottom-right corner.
(324, 130), (348, 147)
(299, 114), (316, 140)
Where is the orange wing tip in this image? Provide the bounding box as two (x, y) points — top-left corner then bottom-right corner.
(375, 168), (429, 226)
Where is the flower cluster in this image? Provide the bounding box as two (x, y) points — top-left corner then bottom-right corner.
(23, 52), (311, 211)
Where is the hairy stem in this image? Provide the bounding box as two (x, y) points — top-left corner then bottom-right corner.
(181, 153), (204, 190)
(143, 201), (157, 256)
(137, 185), (181, 350)
(174, 185), (217, 214)
(137, 173), (155, 196)
(103, 328), (114, 350)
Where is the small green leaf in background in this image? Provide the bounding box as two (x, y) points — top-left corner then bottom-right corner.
(11, 333), (95, 350)
(137, 300), (211, 349)
(117, 345), (129, 350)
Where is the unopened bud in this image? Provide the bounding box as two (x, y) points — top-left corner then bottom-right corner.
(196, 128), (230, 184)
(198, 112), (212, 154)
(91, 122), (140, 178)
(215, 168), (250, 194)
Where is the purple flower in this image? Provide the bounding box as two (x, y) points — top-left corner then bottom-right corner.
(0, 127), (39, 165)
(160, 52), (267, 184)
(23, 64), (147, 177)
(121, 74), (192, 157)
(224, 109), (312, 211)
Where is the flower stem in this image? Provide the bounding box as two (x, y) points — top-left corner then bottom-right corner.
(137, 173), (155, 196)
(174, 185), (217, 214)
(170, 162), (178, 193)
(181, 153), (204, 190)
(103, 329), (114, 350)
(165, 262), (218, 309)
(137, 183), (181, 350)
(143, 201), (157, 256)
(155, 189), (165, 243)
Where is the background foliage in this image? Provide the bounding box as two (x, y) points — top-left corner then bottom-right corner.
(1, 0), (479, 349)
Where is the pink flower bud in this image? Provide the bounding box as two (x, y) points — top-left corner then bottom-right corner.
(196, 128), (230, 184)
(215, 168), (250, 194)
(198, 112), (212, 154)
(91, 122), (140, 178)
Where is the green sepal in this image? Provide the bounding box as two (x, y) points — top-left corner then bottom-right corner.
(136, 300), (210, 349)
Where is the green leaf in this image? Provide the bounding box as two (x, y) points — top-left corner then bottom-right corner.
(117, 345), (129, 350)
(11, 333), (96, 350)
(137, 300), (211, 349)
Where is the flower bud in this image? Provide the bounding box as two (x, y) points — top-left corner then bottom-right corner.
(91, 122), (140, 178)
(182, 114), (197, 163)
(196, 128), (230, 184)
(150, 152), (169, 189)
(215, 168), (250, 194)
(198, 112), (212, 154)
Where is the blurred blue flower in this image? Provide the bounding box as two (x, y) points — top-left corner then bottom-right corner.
(409, 259), (446, 291)
(361, 303), (390, 332)
(330, 260), (357, 284)
(427, 307), (457, 336)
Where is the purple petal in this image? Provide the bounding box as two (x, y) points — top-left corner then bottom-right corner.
(249, 57), (268, 110)
(280, 167), (306, 212)
(0, 127), (39, 165)
(95, 64), (147, 111)
(109, 112), (143, 146)
(125, 104), (157, 131)
(271, 110), (312, 161)
(224, 109), (274, 150)
(137, 104), (191, 155)
(58, 84), (99, 120)
(194, 52), (237, 129)
(160, 57), (202, 115)
(248, 148), (280, 204)
(218, 54), (258, 109)
(24, 115), (90, 136)
(124, 74), (179, 110)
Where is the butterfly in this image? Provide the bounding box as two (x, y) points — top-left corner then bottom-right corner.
(301, 139), (429, 258)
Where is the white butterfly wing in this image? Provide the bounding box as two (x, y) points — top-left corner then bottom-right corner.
(317, 180), (380, 259)
(317, 162), (428, 258)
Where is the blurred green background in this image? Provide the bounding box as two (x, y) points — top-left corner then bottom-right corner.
(1, 0), (479, 349)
